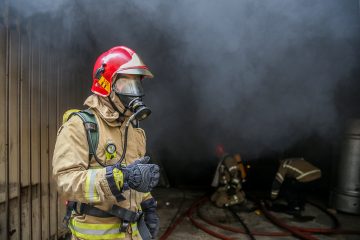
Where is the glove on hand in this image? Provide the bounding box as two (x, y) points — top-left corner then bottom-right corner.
(120, 156), (160, 193)
(230, 178), (240, 188)
(227, 178), (240, 195)
(141, 198), (160, 239)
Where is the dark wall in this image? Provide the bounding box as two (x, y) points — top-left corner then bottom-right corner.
(9, 0), (360, 189)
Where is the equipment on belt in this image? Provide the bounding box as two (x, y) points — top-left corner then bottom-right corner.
(64, 201), (152, 240)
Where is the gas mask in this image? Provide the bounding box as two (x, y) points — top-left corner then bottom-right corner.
(112, 74), (151, 121)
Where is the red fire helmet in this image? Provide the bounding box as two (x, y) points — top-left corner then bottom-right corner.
(215, 144), (225, 158)
(91, 46), (153, 97)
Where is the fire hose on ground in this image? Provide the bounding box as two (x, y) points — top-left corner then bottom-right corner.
(159, 196), (360, 240)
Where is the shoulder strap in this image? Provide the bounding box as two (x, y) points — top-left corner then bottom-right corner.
(70, 109), (100, 164)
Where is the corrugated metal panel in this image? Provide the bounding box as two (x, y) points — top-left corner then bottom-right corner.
(20, 22), (31, 240)
(9, 20), (21, 240)
(0, 2), (9, 239)
(48, 54), (58, 239)
(31, 32), (42, 240)
(0, 2), (86, 239)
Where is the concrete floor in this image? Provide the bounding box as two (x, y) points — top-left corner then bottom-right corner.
(153, 188), (360, 240)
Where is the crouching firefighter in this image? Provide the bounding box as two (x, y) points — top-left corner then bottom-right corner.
(211, 145), (254, 212)
(52, 46), (160, 240)
(269, 157), (321, 220)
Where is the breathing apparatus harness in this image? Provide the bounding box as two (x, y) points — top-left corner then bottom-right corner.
(73, 107), (142, 168)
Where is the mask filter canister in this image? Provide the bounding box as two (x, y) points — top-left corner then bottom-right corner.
(128, 97), (151, 121)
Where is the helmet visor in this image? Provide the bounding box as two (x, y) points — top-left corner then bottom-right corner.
(112, 75), (144, 97)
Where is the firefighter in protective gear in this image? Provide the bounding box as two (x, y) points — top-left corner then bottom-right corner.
(52, 46), (160, 240)
(269, 158), (321, 217)
(211, 145), (253, 210)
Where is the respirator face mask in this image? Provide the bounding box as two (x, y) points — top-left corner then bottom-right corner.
(112, 74), (151, 121)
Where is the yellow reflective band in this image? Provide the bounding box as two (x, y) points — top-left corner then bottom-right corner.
(296, 169), (321, 180)
(68, 219), (139, 239)
(85, 169), (100, 203)
(271, 191), (279, 198)
(143, 192), (151, 199)
(112, 168), (124, 190)
(131, 222), (139, 236)
(284, 164), (303, 175)
(98, 76), (111, 94)
(276, 173), (284, 182)
(69, 219), (126, 239)
(228, 166), (237, 172)
(62, 109), (80, 124)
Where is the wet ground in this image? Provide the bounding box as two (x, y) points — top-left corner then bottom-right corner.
(153, 188), (360, 240)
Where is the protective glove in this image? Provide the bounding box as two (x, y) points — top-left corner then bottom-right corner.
(227, 178), (240, 195)
(119, 156), (160, 193)
(141, 198), (160, 239)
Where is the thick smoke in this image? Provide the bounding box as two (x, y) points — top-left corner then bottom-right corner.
(10, 0), (360, 184)
(9, 0), (65, 17)
(78, 0), (359, 158)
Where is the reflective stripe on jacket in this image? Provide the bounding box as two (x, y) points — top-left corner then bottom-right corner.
(69, 218), (140, 239)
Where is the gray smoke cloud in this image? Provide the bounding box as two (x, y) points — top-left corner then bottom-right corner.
(10, 0), (65, 17)
(122, 0), (359, 158)
(10, 0), (360, 183)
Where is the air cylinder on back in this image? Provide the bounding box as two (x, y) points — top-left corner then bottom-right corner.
(331, 119), (360, 214)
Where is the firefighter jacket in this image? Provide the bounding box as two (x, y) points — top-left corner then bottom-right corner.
(52, 94), (152, 240)
(271, 158), (321, 199)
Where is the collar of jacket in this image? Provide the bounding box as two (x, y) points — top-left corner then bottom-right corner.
(84, 93), (131, 127)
